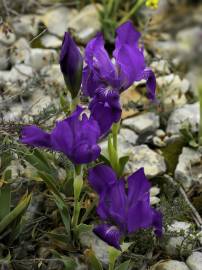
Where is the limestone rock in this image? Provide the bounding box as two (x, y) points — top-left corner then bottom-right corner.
(126, 145), (166, 178)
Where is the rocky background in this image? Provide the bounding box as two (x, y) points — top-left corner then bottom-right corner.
(0, 0), (202, 269)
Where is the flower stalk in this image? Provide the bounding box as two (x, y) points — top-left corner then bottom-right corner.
(72, 166), (83, 227)
(198, 82), (202, 146)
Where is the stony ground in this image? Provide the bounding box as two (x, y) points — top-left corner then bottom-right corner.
(0, 1), (202, 270)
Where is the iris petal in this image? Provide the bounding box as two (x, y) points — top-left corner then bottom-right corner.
(93, 224), (122, 250)
(20, 125), (51, 148)
(21, 106), (101, 164)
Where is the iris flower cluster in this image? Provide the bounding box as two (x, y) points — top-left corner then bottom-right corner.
(20, 21), (162, 250)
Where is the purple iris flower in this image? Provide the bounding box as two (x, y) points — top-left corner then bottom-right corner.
(20, 106), (101, 164)
(60, 32), (83, 98)
(88, 165), (162, 250)
(82, 21), (156, 135)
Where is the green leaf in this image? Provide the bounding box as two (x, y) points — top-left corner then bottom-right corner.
(108, 246), (121, 270)
(118, 155), (129, 177)
(51, 250), (77, 270)
(23, 148), (57, 176)
(86, 249), (103, 270)
(46, 231), (70, 244)
(114, 260), (130, 270)
(37, 171), (62, 199)
(108, 135), (119, 174)
(0, 193), (31, 234)
(53, 193), (71, 237)
(75, 223), (93, 237)
(0, 184), (11, 221)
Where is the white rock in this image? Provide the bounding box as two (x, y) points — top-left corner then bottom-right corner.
(166, 103), (199, 135)
(150, 186), (160, 197)
(157, 74), (190, 110)
(151, 59), (170, 75)
(119, 128), (138, 145)
(155, 129), (166, 138)
(80, 231), (109, 266)
(28, 48), (58, 70)
(0, 64), (34, 83)
(0, 44), (9, 70)
(126, 145), (166, 178)
(10, 38), (31, 65)
(176, 26), (202, 54)
(3, 103), (24, 121)
(40, 64), (65, 87)
(150, 196), (160, 205)
(186, 252), (202, 270)
(30, 91), (52, 114)
(68, 4), (101, 43)
(122, 112), (159, 134)
(99, 128), (138, 158)
(12, 15), (41, 36)
(165, 221), (193, 256)
(41, 34), (62, 48)
(153, 136), (166, 147)
(151, 260), (190, 270)
(175, 147), (202, 190)
(0, 26), (16, 45)
(41, 7), (78, 37)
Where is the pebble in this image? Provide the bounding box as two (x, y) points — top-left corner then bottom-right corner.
(40, 34), (62, 48)
(68, 4), (101, 43)
(0, 25), (16, 45)
(175, 147), (202, 190)
(126, 145), (166, 178)
(186, 252), (202, 270)
(151, 59), (170, 75)
(80, 231), (109, 266)
(0, 44), (9, 70)
(28, 48), (58, 70)
(10, 38), (31, 65)
(166, 102), (199, 135)
(0, 64), (34, 83)
(157, 74), (190, 111)
(151, 260), (190, 270)
(40, 64), (65, 88)
(165, 221), (193, 256)
(12, 15), (40, 36)
(122, 112), (159, 134)
(41, 6), (78, 37)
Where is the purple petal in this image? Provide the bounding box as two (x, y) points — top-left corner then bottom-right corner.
(93, 224), (122, 250)
(88, 165), (117, 195)
(52, 106), (101, 164)
(127, 196), (153, 233)
(85, 33), (116, 86)
(127, 168), (153, 233)
(89, 93), (121, 135)
(115, 45), (145, 90)
(20, 125), (51, 148)
(107, 180), (127, 232)
(82, 66), (103, 97)
(114, 21), (141, 57)
(127, 168), (151, 207)
(152, 209), (163, 237)
(21, 106), (101, 165)
(143, 68), (156, 100)
(60, 32), (83, 98)
(127, 168), (162, 235)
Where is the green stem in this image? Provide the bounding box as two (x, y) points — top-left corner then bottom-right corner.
(199, 84), (202, 146)
(70, 95), (80, 112)
(72, 200), (81, 227)
(72, 167), (83, 227)
(118, 0), (145, 25)
(112, 121), (120, 152)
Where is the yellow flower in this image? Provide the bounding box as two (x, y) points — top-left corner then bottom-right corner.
(145, 0), (159, 9)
